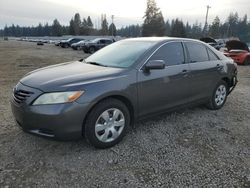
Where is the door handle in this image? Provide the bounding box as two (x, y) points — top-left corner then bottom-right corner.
(182, 69), (188, 73)
(216, 64), (223, 70)
(181, 69), (189, 77)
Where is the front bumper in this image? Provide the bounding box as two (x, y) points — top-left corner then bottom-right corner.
(228, 75), (238, 95)
(11, 83), (90, 140)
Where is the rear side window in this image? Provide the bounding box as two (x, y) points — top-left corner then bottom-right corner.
(207, 48), (219, 61)
(149, 42), (185, 66)
(100, 40), (105, 44)
(186, 42), (209, 63)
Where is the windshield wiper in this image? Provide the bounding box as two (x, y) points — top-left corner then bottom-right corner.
(86, 61), (107, 67)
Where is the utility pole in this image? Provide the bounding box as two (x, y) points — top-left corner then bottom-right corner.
(111, 15), (114, 37)
(203, 5), (211, 35)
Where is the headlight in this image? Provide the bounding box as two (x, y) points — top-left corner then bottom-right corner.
(33, 91), (84, 105)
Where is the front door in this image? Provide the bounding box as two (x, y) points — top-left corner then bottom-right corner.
(137, 42), (192, 117)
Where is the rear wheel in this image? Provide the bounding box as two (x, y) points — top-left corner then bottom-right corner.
(207, 80), (228, 110)
(85, 99), (130, 148)
(89, 46), (96, 54)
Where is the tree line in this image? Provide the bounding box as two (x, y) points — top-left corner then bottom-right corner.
(1, 13), (117, 37)
(141, 0), (250, 42)
(1, 0), (250, 42)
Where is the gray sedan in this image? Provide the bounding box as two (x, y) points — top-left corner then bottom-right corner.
(11, 37), (237, 148)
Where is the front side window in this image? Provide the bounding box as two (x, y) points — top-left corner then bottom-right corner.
(149, 42), (185, 66)
(100, 40), (106, 44)
(105, 40), (112, 44)
(185, 42), (209, 63)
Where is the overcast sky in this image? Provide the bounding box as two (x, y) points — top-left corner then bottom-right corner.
(0, 0), (249, 29)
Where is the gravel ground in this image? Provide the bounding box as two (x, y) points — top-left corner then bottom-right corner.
(0, 40), (250, 188)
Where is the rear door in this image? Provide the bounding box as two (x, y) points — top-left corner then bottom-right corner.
(184, 42), (221, 101)
(137, 42), (192, 117)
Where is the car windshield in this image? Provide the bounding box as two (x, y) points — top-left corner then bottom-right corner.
(85, 40), (156, 68)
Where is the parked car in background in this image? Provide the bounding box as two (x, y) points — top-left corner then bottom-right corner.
(200, 37), (221, 50)
(11, 37), (237, 148)
(60, 38), (83, 48)
(55, 41), (60, 46)
(71, 40), (87, 50)
(82, 38), (114, 53)
(37, 41), (44, 45)
(224, 40), (250, 65)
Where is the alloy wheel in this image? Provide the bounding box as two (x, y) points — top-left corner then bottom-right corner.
(95, 108), (125, 143)
(215, 85), (227, 106)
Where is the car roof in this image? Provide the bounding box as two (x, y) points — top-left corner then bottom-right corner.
(93, 38), (112, 41)
(123, 37), (201, 43)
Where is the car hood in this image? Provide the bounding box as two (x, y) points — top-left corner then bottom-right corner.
(20, 61), (124, 92)
(226, 40), (249, 52)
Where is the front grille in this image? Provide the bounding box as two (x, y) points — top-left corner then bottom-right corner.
(13, 89), (34, 104)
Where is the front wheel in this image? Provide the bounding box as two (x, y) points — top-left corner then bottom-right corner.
(85, 99), (130, 148)
(207, 80), (228, 110)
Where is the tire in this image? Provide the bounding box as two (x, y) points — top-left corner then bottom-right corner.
(89, 46), (96, 54)
(207, 80), (228, 110)
(85, 98), (130, 148)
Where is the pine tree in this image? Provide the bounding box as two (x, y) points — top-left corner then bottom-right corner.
(209, 16), (221, 38)
(69, 19), (75, 35)
(109, 23), (117, 36)
(142, 0), (165, 36)
(227, 12), (239, 37)
(80, 18), (90, 35)
(185, 22), (192, 38)
(87, 16), (93, 28)
(238, 14), (249, 42)
(73, 13), (81, 35)
(101, 14), (109, 35)
(165, 20), (171, 36)
(52, 19), (62, 36)
(170, 19), (186, 37)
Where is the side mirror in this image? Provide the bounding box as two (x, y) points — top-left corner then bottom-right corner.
(144, 60), (166, 72)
